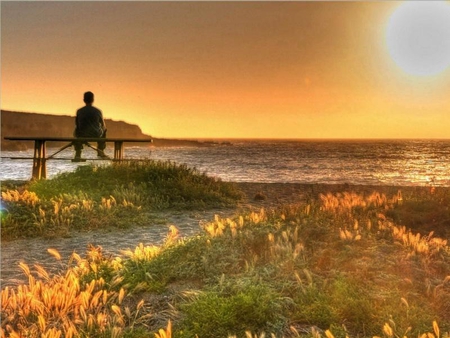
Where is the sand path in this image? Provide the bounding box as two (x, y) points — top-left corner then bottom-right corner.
(0, 183), (438, 287)
(0, 183), (291, 287)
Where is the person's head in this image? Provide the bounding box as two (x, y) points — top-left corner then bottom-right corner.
(83, 91), (94, 105)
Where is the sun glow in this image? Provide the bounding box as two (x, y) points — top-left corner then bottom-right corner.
(386, 1), (450, 76)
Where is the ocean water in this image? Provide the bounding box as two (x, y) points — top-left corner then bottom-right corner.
(1, 139), (450, 186)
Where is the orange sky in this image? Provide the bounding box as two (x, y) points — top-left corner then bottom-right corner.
(2, 1), (450, 139)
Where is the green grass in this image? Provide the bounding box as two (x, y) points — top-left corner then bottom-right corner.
(177, 279), (286, 338)
(29, 160), (242, 208)
(114, 189), (450, 337)
(0, 160), (243, 240)
(2, 170), (450, 337)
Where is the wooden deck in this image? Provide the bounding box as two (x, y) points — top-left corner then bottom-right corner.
(3, 136), (153, 179)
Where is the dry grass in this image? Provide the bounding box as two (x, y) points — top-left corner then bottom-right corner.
(1, 246), (151, 338)
(2, 187), (450, 337)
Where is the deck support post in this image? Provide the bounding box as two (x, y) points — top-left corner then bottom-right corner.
(32, 140), (46, 180)
(114, 141), (124, 161)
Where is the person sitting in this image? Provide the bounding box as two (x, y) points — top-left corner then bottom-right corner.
(73, 91), (109, 160)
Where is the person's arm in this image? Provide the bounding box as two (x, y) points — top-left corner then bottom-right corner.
(74, 111), (79, 136)
(99, 110), (106, 130)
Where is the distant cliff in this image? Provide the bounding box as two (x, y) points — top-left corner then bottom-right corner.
(1, 110), (220, 150)
(1, 110), (150, 150)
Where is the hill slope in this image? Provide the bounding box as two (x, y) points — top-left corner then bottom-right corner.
(1, 110), (213, 150)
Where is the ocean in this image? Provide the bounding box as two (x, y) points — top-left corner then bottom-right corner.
(1, 139), (450, 186)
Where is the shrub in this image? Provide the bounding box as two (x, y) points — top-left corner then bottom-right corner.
(177, 280), (286, 338)
(1, 161), (243, 239)
(29, 160), (242, 209)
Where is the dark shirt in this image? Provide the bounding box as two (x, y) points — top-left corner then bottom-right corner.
(75, 105), (106, 137)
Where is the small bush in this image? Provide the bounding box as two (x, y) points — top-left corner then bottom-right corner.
(177, 281), (286, 338)
(29, 160), (243, 209)
(1, 161), (243, 239)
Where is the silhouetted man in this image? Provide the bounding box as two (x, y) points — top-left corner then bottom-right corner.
(73, 91), (108, 160)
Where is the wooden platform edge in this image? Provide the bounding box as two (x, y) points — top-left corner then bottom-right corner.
(2, 157), (152, 161)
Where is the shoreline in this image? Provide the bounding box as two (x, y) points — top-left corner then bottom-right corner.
(234, 182), (438, 206)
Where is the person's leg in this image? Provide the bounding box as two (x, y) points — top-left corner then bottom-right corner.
(97, 130), (108, 158)
(97, 141), (106, 151)
(73, 141), (83, 159)
(73, 129), (83, 159)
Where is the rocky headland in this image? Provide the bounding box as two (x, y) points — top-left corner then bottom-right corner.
(1, 110), (224, 150)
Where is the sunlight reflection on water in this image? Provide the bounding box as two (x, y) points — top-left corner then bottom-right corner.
(1, 140), (450, 186)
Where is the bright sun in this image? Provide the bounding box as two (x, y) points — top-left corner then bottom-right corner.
(386, 1), (450, 76)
